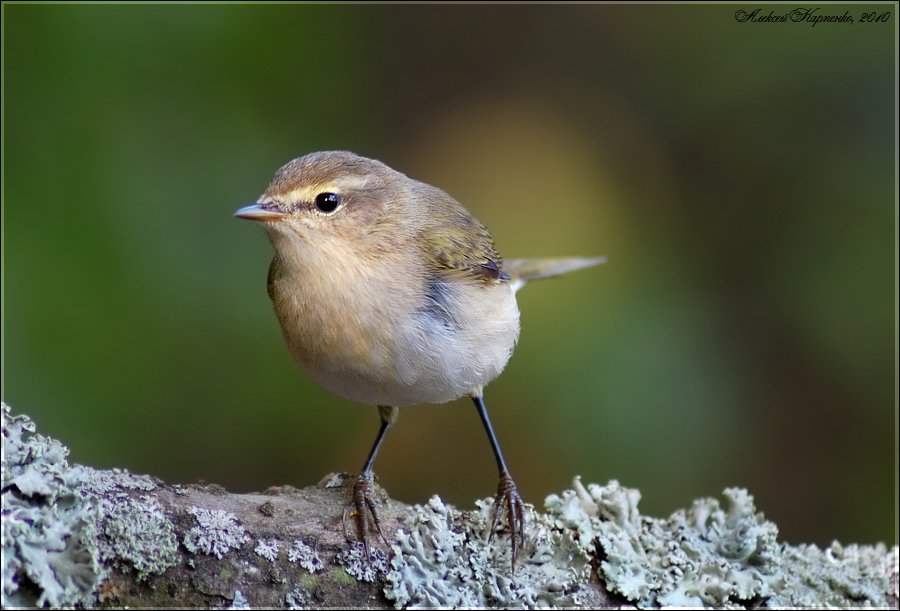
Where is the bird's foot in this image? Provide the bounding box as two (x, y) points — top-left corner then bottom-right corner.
(341, 472), (392, 561)
(488, 471), (526, 572)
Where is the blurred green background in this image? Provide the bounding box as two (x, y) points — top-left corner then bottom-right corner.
(3, 5), (896, 547)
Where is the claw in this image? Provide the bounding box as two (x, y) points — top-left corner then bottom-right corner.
(341, 472), (392, 561)
(487, 472), (526, 573)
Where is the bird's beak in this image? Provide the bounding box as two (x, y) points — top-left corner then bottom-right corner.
(234, 204), (289, 221)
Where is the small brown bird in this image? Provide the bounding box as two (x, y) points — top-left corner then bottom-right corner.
(235, 151), (603, 570)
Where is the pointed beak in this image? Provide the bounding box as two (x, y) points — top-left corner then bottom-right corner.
(234, 204), (289, 221)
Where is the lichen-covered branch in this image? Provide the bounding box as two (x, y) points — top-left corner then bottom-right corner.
(2, 403), (897, 609)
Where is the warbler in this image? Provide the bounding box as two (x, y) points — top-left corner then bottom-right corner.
(235, 151), (604, 570)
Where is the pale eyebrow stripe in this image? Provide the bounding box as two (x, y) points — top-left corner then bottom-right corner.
(279, 176), (375, 205)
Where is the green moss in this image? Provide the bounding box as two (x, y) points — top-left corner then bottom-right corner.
(297, 572), (319, 590)
(329, 566), (357, 586)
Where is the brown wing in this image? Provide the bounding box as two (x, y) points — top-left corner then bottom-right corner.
(418, 188), (508, 283)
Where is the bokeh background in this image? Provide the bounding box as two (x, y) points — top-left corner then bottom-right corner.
(3, 4), (896, 547)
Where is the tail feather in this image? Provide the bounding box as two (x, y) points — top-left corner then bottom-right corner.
(503, 257), (606, 293)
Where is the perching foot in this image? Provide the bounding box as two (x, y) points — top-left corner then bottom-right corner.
(341, 472), (392, 561)
(488, 471), (526, 572)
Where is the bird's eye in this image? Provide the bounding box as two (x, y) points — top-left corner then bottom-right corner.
(315, 192), (341, 213)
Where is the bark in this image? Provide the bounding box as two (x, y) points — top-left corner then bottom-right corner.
(2, 403), (897, 609)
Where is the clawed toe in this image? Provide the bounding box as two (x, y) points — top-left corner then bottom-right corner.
(341, 473), (392, 561)
(488, 472), (526, 572)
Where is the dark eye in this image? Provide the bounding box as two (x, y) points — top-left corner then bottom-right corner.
(315, 192), (341, 213)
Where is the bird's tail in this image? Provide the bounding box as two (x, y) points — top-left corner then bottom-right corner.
(503, 257), (606, 293)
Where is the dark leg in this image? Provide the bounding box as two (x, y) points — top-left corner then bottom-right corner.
(342, 406), (397, 560)
(473, 394), (525, 572)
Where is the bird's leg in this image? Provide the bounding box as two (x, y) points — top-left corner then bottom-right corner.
(342, 405), (397, 561)
(472, 394), (526, 572)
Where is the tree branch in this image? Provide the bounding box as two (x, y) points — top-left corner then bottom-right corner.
(2, 403), (897, 609)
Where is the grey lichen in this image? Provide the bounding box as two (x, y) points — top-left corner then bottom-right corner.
(3, 403), (896, 609)
(82, 466), (156, 495)
(772, 540), (897, 608)
(288, 540), (325, 573)
(384, 495), (591, 608)
(96, 493), (179, 579)
(285, 584), (310, 609)
(254, 538), (279, 562)
(337, 541), (390, 583)
(545, 477), (897, 609)
(228, 589), (250, 609)
(1, 404), (102, 608)
(322, 472), (345, 488)
(183, 506), (250, 559)
(2, 405), (182, 608)
(81, 466), (180, 580)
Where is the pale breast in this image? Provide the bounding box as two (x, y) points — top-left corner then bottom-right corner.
(267, 239), (520, 407)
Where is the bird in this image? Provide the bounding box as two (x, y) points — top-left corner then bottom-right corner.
(235, 151), (604, 570)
